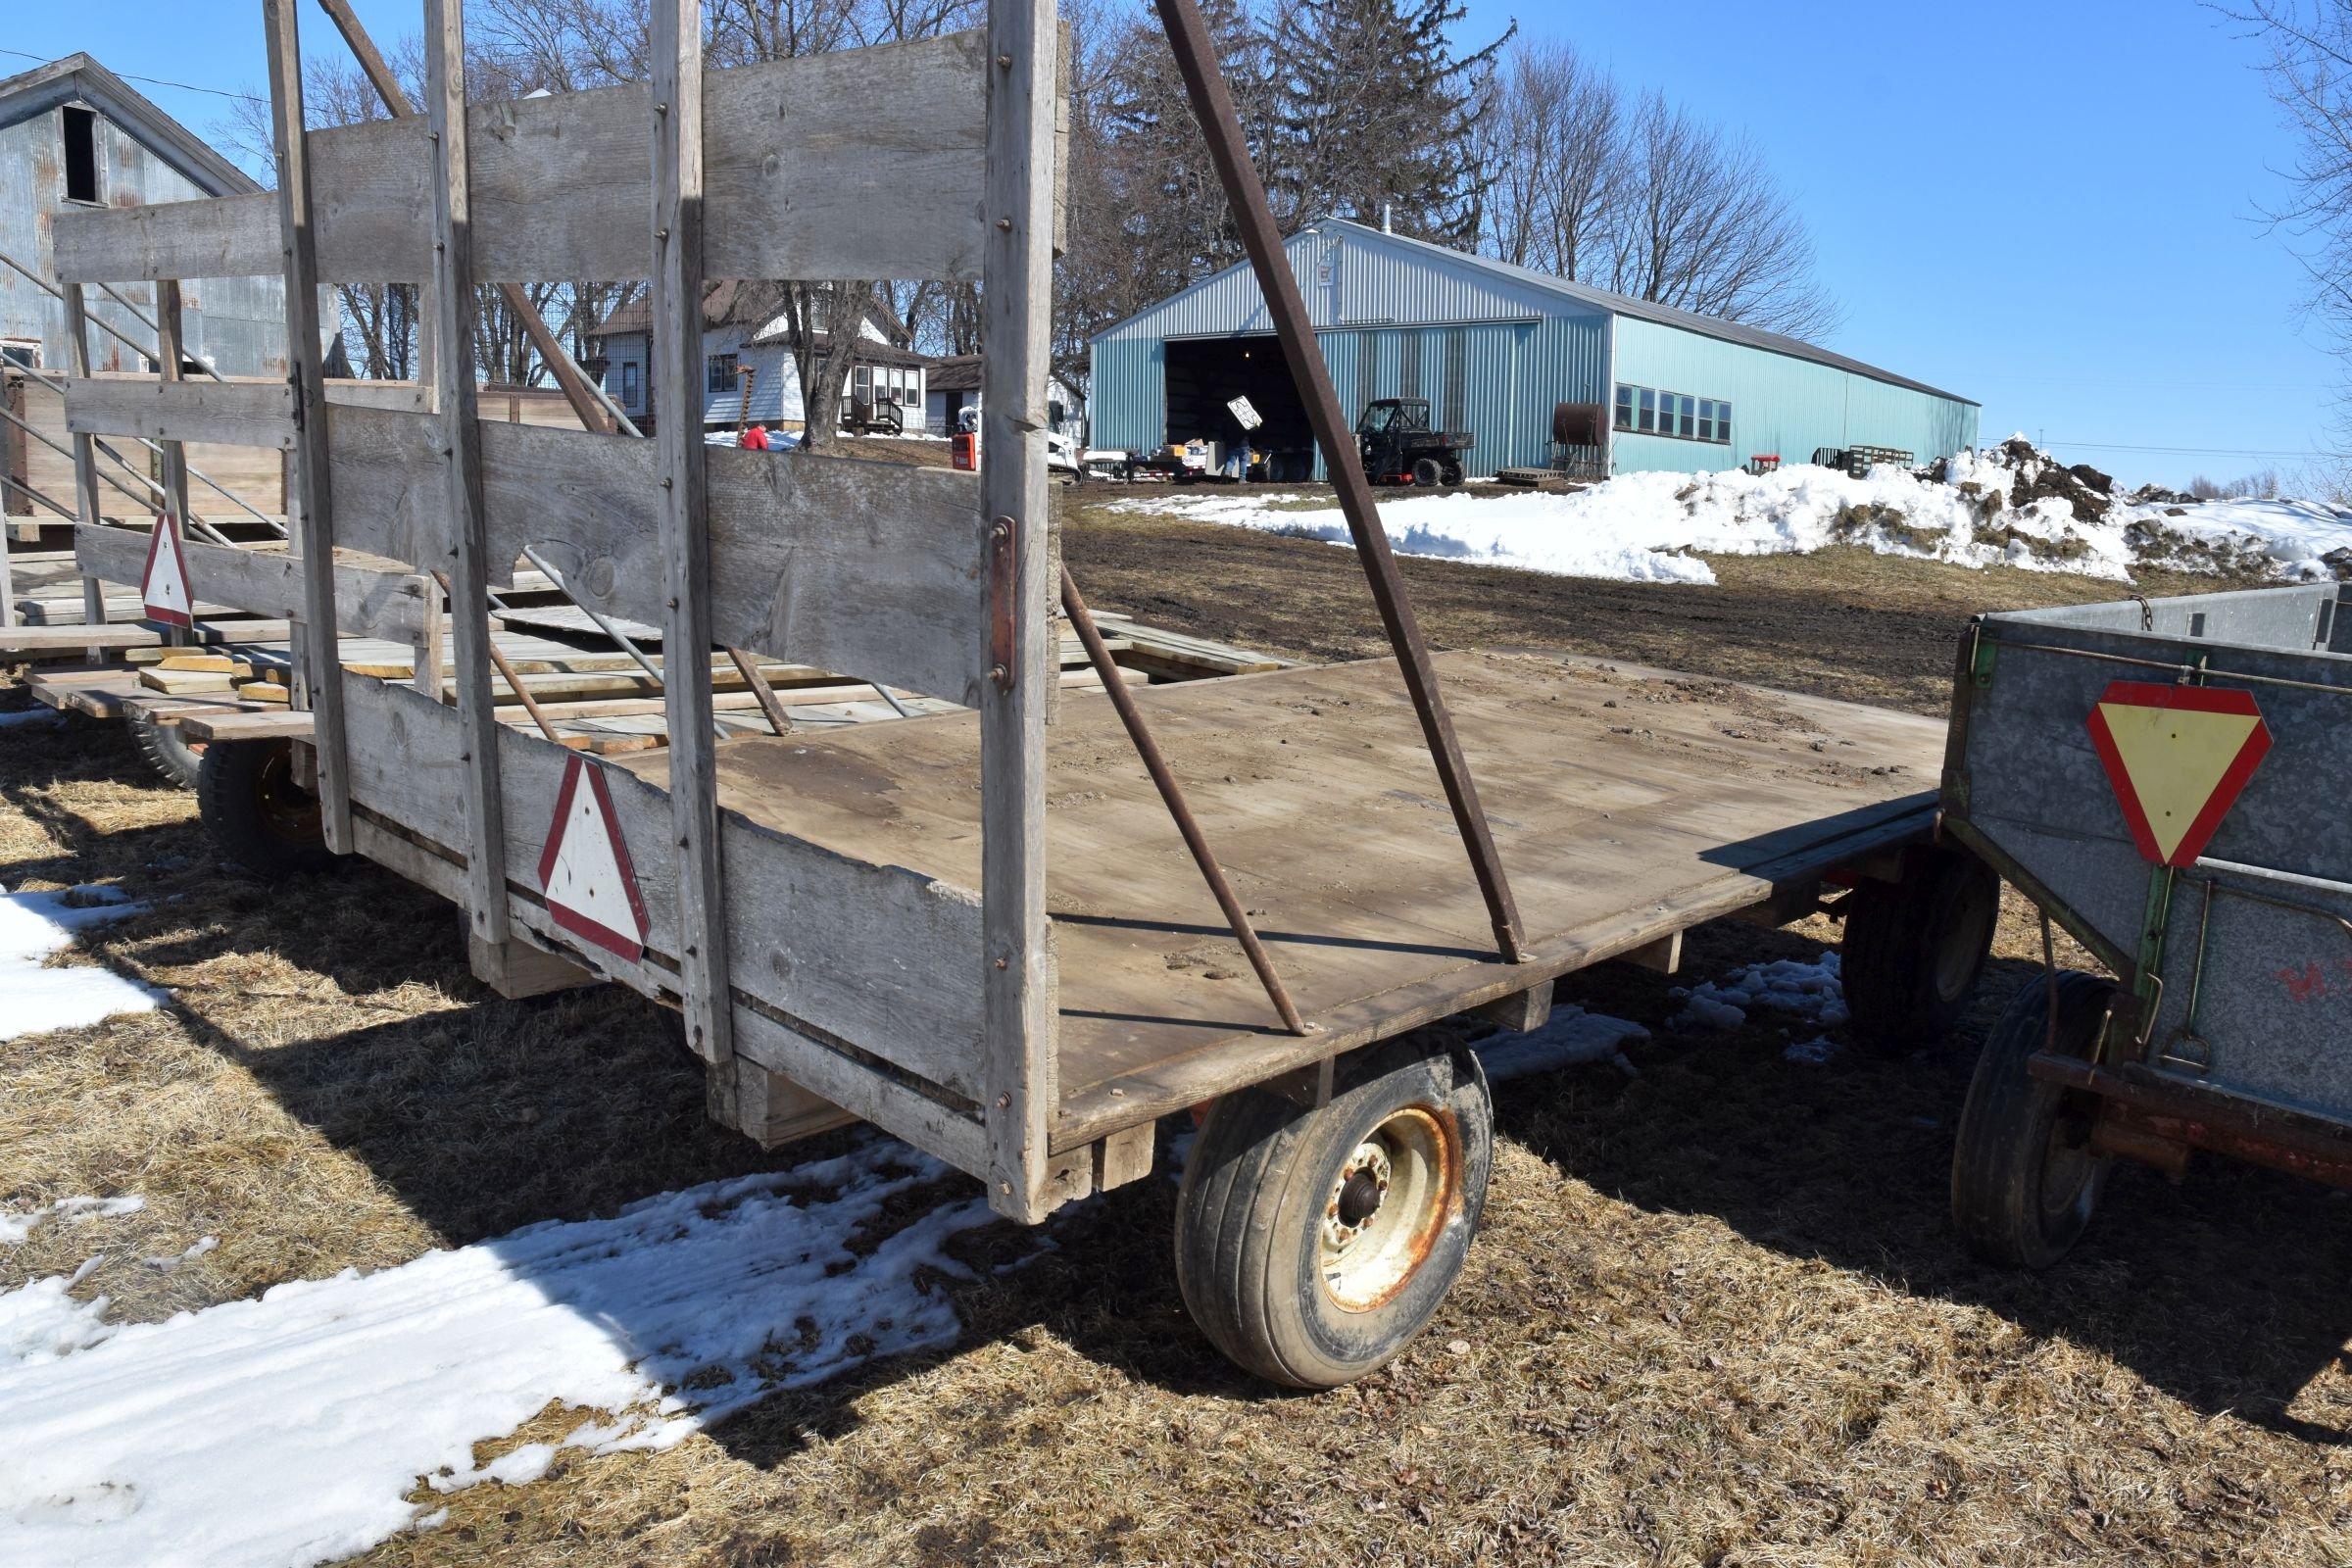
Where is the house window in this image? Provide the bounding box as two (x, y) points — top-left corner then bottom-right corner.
(618, 361), (640, 409)
(706, 352), (739, 395)
(1714, 402), (1731, 445)
(0, 339), (40, 370)
(1614, 384), (1634, 430)
(1677, 395), (1695, 438)
(62, 106), (102, 205)
(854, 365), (871, 400)
(1637, 388), (1656, 433)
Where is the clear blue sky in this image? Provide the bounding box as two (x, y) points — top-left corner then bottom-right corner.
(7, 0), (2335, 488)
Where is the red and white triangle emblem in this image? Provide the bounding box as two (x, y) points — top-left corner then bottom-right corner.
(538, 754), (651, 960)
(141, 513), (193, 628)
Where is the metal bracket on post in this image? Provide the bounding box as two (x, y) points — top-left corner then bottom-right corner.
(989, 514), (1018, 694)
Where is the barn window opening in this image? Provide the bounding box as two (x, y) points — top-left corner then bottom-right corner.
(1617, 383), (1732, 445)
(63, 106), (102, 204)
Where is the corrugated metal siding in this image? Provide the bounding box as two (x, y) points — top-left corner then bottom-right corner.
(1089, 334), (1163, 457)
(1098, 224), (1584, 341)
(1609, 316), (1978, 475)
(1, 108), (299, 376)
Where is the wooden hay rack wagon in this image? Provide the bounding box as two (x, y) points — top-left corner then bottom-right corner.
(35, 0), (2002, 1387)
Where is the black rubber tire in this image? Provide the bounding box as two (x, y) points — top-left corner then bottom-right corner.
(1410, 457), (1444, 487)
(1174, 1033), (1493, 1389)
(131, 708), (206, 790)
(1950, 969), (2117, 1268)
(197, 738), (336, 878)
(1442, 461), (1464, 486)
(1842, 847), (2001, 1055)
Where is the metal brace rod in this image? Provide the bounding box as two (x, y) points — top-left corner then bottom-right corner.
(1151, 0), (1527, 963)
(1061, 564), (1307, 1036)
(0, 401), (237, 545)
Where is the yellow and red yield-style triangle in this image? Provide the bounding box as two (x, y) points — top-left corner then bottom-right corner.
(2084, 680), (2271, 867)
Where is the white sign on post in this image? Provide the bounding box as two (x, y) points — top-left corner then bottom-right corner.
(140, 513), (194, 628)
(538, 753), (651, 961)
(1226, 395), (1262, 431)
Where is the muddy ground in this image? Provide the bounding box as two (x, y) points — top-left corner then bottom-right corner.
(3, 494), (2348, 1566)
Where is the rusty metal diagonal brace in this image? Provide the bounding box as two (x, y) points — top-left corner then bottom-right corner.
(1150, 0), (1528, 963)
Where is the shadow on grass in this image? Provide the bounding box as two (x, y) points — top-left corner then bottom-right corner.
(1512, 925), (2352, 1444)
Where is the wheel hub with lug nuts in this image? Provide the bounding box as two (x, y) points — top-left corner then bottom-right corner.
(1316, 1105), (1455, 1312)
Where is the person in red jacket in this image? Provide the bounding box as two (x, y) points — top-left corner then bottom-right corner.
(740, 422), (770, 451)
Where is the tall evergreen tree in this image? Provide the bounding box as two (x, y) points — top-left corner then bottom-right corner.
(1272, 0), (1511, 245)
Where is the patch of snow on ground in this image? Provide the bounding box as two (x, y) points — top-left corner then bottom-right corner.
(1477, 1004), (1649, 1082)
(0, 1195), (147, 1247)
(1112, 449), (2352, 587)
(1, 1259), (121, 1365)
(0, 1143), (1001, 1568)
(1670, 952), (1849, 1050)
(0, 884), (164, 1043)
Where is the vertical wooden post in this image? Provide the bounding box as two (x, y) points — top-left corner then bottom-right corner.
(60, 283), (107, 662)
(979, 0), (1062, 1222)
(263, 0), (354, 854)
(421, 0), (511, 948)
(652, 0), (732, 1072)
(153, 281), (194, 648)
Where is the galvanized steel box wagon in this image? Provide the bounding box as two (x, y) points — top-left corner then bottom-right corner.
(1942, 583), (2352, 1264)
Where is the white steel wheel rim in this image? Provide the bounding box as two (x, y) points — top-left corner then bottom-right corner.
(1317, 1105), (1456, 1312)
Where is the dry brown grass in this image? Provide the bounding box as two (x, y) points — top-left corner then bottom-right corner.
(4, 528), (2350, 1567)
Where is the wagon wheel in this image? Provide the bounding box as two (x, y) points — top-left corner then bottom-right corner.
(1951, 969), (2118, 1268)
(131, 708), (206, 791)
(1174, 1033), (1493, 1388)
(1841, 847), (2000, 1054)
(198, 738), (336, 879)
(1410, 457), (1444, 487)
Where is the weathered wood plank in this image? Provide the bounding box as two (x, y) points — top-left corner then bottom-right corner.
(338, 673), (988, 1095)
(324, 408), (988, 702)
(74, 526), (428, 644)
(653, 0), (732, 1073)
(232, 32), (991, 286)
(175, 709), (318, 742)
(425, 0), (514, 951)
(60, 283), (108, 661)
(61, 378), (295, 452)
(717, 1057), (858, 1150)
(267, 0), (356, 854)
(978, 0), (1063, 1221)
(0, 622), (164, 657)
(49, 191), (281, 283)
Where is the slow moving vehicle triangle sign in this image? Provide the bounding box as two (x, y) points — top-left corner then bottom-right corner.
(141, 513), (193, 628)
(2084, 680), (2272, 867)
(538, 754), (650, 960)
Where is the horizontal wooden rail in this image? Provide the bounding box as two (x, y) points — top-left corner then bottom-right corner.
(327, 409), (991, 702)
(74, 523), (430, 645)
(64, 379), (296, 450)
(341, 675), (989, 1097)
(52, 31), (991, 286)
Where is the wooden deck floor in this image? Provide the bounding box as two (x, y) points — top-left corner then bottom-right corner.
(620, 651), (1948, 1146)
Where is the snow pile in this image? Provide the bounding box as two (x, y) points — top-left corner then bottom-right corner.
(1116, 436), (2352, 587)
(0, 1145), (1003, 1568)
(1669, 951), (1849, 1060)
(1477, 1003), (1648, 1082)
(0, 885), (164, 1043)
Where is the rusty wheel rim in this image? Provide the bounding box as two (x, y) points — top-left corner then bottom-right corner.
(1318, 1104), (1456, 1312)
